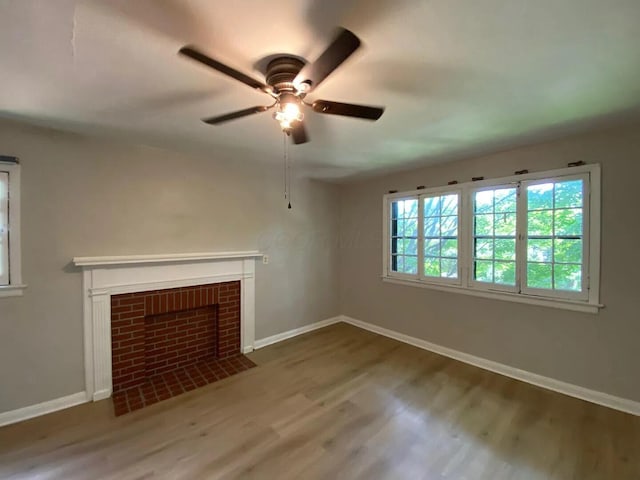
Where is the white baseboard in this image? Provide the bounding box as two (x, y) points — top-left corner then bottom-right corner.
(254, 316), (342, 350)
(0, 391), (88, 428)
(340, 315), (640, 417)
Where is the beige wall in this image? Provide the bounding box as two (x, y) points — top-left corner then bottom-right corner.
(2, 117), (639, 414)
(0, 120), (340, 413)
(339, 123), (640, 402)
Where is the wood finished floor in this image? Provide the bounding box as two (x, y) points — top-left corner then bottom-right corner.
(1, 323), (639, 479)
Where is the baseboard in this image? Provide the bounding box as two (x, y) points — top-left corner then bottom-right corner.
(340, 315), (640, 417)
(0, 391), (88, 428)
(254, 316), (342, 350)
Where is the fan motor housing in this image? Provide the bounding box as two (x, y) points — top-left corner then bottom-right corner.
(266, 56), (305, 92)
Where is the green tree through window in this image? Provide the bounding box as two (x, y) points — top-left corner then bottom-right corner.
(526, 179), (584, 292)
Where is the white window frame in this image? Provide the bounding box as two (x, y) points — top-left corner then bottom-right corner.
(521, 173), (590, 302)
(419, 187), (463, 286)
(468, 182), (520, 294)
(382, 164), (601, 313)
(0, 158), (24, 297)
(385, 187), (463, 286)
(386, 195), (420, 281)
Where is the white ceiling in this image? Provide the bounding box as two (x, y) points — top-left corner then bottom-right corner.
(1, 0), (639, 179)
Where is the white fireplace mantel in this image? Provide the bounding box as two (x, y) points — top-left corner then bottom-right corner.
(73, 251), (261, 402)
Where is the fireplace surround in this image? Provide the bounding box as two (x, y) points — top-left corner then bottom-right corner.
(73, 252), (261, 402)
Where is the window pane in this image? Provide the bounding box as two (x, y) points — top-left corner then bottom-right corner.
(527, 183), (554, 210)
(494, 239), (516, 261)
(424, 217), (440, 237)
(441, 259), (457, 278)
(424, 257), (440, 277)
(400, 238), (417, 256)
(495, 189), (517, 213)
(554, 209), (582, 236)
(424, 239), (440, 257)
(554, 264), (582, 291)
(475, 239), (494, 260)
(422, 193), (459, 280)
(494, 212), (516, 236)
(555, 180), (583, 208)
(441, 195), (458, 216)
(554, 239), (582, 264)
(441, 216), (457, 237)
(475, 260), (494, 283)
(423, 196), (441, 217)
(475, 191), (493, 213)
(474, 214), (493, 236)
(527, 263), (553, 289)
(404, 256), (418, 274)
(528, 239), (553, 262)
(494, 261), (516, 285)
(528, 210), (553, 236)
(394, 255), (403, 272)
(441, 239), (457, 258)
(404, 217), (418, 237)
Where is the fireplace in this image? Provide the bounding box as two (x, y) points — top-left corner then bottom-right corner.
(73, 252), (261, 413)
(106, 281), (256, 414)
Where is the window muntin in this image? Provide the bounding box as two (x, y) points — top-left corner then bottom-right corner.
(423, 193), (459, 279)
(523, 175), (588, 298)
(0, 172), (8, 285)
(471, 185), (518, 290)
(390, 198), (419, 275)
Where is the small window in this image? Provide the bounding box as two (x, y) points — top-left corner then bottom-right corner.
(390, 198), (419, 275)
(0, 158), (23, 296)
(471, 185), (518, 290)
(523, 175), (588, 299)
(423, 193), (459, 280)
(0, 171), (8, 285)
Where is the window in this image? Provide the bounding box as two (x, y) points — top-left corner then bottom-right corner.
(523, 175), (588, 300)
(0, 157), (23, 296)
(0, 171), (8, 285)
(383, 164), (601, 312)
(423, 193), (459, 281)
(471, 185), (517, 290)
(390, 198), (418, 275)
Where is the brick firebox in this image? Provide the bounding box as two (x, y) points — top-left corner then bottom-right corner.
(110, 281), (241, 395)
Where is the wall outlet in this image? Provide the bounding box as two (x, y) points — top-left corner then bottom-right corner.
(262, 255), (269, 265)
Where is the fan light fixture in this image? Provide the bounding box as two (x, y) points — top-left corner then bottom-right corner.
(274, 95), (303, 131)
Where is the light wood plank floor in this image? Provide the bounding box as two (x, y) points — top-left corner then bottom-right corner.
(1, 323), (639, 479)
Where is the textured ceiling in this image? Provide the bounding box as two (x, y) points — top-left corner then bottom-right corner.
(1, 0), (639, 179)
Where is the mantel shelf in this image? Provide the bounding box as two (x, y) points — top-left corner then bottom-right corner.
(73, 251), (263, 268)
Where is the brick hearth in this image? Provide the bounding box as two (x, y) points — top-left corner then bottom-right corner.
(110, 281), (255, 415)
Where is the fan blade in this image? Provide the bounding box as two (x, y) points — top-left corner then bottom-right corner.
(202, 106), (270, 125)
(312, 100), (384, 120)
(293, 28), (361, 92)
(290, 121), (309, 144)
(179, 46), (272, 95)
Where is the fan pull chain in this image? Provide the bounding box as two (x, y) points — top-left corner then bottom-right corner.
(283, 132), (288, 201)
(287, 135), (292, 209)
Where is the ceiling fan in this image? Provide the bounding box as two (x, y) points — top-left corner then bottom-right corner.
(178, 28), (385, 145)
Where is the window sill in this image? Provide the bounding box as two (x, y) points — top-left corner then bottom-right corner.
(381, 276), (602, 314)
(0, 284), (27, 298)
